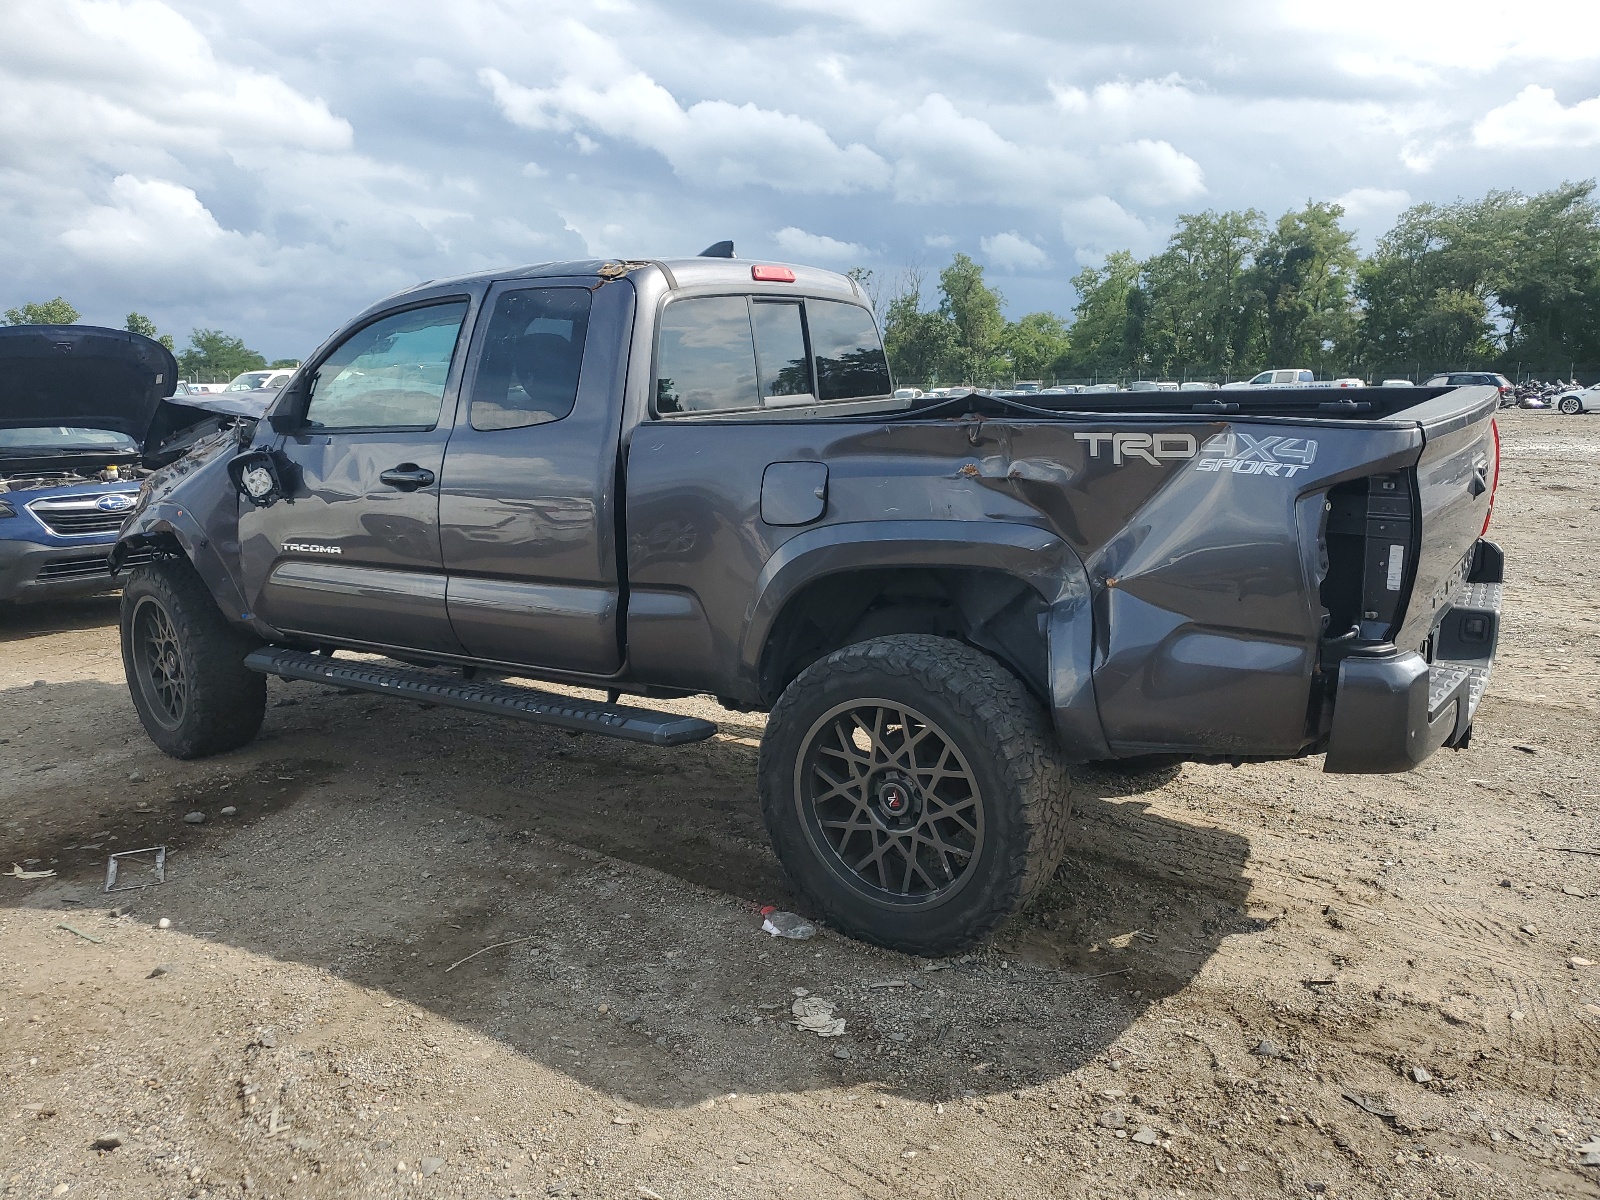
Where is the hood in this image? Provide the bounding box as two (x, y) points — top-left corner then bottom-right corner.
(0, 324), (262, 464)
(0, 324), (178, 445)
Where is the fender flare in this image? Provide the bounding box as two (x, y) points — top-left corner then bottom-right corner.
(114, 503), (266, 637)
(742, 520), (1111, 761)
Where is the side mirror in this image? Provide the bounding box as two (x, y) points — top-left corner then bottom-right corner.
(228, 449), (294, 508)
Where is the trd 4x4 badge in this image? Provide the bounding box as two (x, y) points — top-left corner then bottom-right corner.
(1074, 430), (1319, 477)
(1197, 433), (1318, 477)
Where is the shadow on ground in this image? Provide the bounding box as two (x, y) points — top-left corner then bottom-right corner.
(1, 673), (1253, 1108)
(0, 594), (120, 642)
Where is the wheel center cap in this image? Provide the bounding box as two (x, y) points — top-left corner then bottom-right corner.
(880, 781), (910, 815)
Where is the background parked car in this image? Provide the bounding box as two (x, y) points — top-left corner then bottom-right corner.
(1555, 383), (1600, 414)
(225, 369), (294, 392)
(1381, 379), (1415, 387)
(1423, 371), (1513, 400)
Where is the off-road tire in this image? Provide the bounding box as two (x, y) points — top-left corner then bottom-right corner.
(758, 634), (1072, 955)
(1559, 396), (1582, 415)
(121, 558), (266, 759)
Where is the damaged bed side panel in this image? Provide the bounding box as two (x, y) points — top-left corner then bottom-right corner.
(624, 415), (1422, 758)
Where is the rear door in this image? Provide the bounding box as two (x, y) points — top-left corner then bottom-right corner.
(437, 277), (633, 674)
(239, 297), (474, 653)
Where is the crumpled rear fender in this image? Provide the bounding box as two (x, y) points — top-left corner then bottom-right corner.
(742, 519), (1112, 761)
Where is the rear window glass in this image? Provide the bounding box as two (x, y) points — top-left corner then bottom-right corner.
(808, 300), (890, 401)
(656, 297), (758, 414)
(752, 301), (813, 405)
(469, 288), (591, 430)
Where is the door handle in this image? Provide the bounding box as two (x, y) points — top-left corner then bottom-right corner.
(379, 464), (436, 491)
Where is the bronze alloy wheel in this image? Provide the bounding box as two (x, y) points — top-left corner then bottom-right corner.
(130, 594), (188, 731)
(794, 697), (985, 909)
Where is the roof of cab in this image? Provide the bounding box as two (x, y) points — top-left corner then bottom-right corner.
(375, 256), (863, 313)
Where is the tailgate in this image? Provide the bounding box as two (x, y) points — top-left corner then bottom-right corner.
(1392, 385), (1500, 651)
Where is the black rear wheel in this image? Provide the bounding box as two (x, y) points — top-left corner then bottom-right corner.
(759, 635), (1071, 955)
(121, 559), (266, 758)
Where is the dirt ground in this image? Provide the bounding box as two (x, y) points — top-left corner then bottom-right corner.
(2, 413), (1597, 1200)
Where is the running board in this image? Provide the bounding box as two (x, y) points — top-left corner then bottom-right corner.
(244, 648), (718, 747)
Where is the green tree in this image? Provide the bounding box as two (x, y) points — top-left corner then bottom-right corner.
(1063, 251), (1142, 378)
(1140, 209), (1266, 378)
(178, 328), (266, 383)
(1252, 201), (1360, 374)
(1001, 311), (1071, 381)
(125, 311), (176, 352)
(881, 268), (957, 387)
(1494, 181), (1600, 369)
(5, 297), (79, 325)
(1354, 194), (1514, 375)
(938, 254), (1008, 383)
(269, 358), (302, 369)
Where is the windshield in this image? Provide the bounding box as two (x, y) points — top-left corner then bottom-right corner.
(227, 372), (273, 391)
(0, 426), (140, 455)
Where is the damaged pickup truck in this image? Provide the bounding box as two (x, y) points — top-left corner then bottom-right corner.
(111, 253), (1504, 953)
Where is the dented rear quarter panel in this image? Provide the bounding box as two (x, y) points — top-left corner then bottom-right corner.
(625, 411), (1425, 758)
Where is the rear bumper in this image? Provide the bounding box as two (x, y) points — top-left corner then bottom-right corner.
(0, 535), (145, 603)
(1324, 540), (1501, 773)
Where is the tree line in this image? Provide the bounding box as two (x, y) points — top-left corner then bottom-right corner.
(873, 179), (1600, 386)
(3, 299), (295, 382)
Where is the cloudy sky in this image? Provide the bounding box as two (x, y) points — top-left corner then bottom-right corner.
(3, 0), (1599, 360)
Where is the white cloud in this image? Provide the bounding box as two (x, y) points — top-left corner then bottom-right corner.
(1474, 85), (1600, 150)
(58, 175), (274, 285)
(1334, 187), (1411, 219)
(0, 0), (351, 165)
(1105, 139), (1205, 206)
(1062, 195), (1152, 248)
(772, 227), (869, 262)
(479, 23), (890, 194)
(876, 94), (1084, 206)
(980, 231), (1049, 272)
(924, 234), (955, 248)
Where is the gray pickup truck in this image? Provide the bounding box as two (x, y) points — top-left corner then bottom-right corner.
(104, 252), (1504, 953)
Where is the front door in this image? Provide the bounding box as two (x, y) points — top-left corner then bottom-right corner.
(239, 297), (475, 654)
(438, 278), (630, 675)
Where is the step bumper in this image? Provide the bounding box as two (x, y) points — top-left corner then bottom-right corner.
(1324, 578), (1500, 775)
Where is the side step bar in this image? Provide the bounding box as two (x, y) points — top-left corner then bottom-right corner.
(244, 648), (718, 747)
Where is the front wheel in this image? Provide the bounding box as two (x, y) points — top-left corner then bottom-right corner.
(121, 559), (266, 758)
(1559, 396), (1582, 414)
(758, 635), (1071, 955)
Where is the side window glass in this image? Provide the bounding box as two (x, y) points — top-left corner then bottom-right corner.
(304, 302), (468, 430)
(469, 288), (592, 431)
(1251, 372), (1273, 385)
(752, 301), (813, 406)
(655, 296), (758, 414)
(806, 300), (891, 401)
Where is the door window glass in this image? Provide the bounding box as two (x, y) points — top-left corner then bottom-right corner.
(304, 302), (468, 430)
(655, 296), (758, 414)
(469, 288), (592, 430)
(752, 301), (813, 405)
(808, 300), (890, 401)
